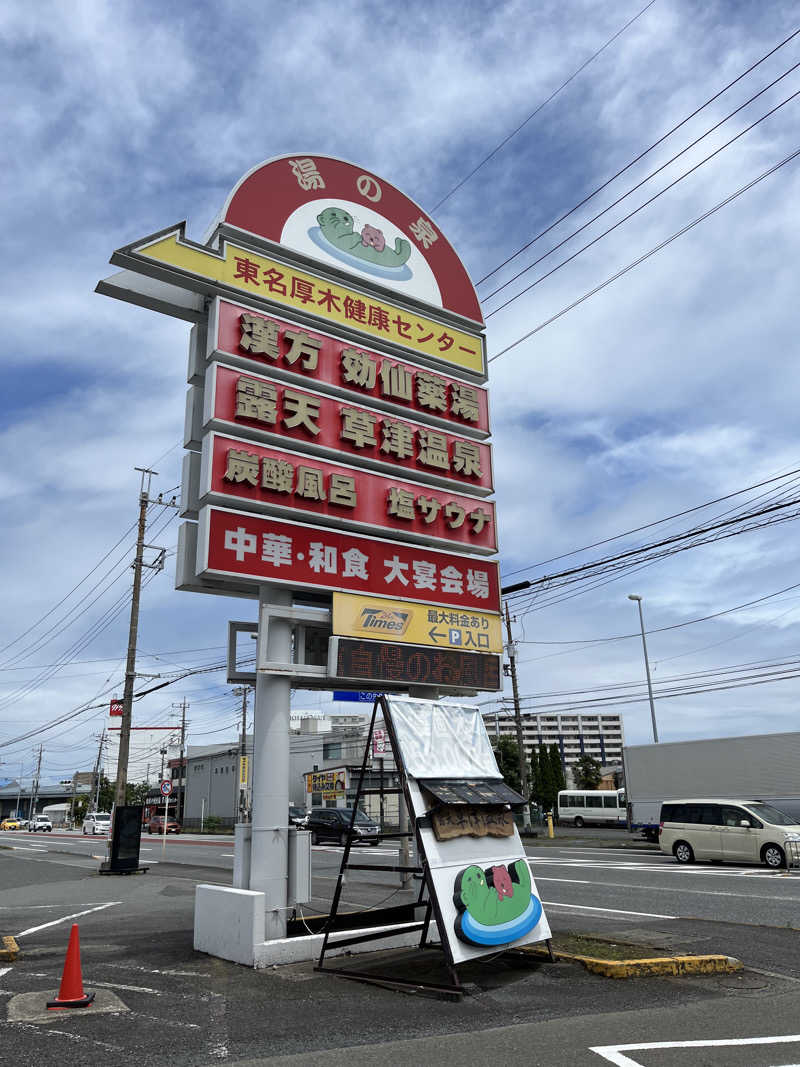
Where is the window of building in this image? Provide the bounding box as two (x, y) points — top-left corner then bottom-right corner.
(323, 742), (342, 760)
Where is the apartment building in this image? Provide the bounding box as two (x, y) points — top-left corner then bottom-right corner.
(489, 712), (625, 781)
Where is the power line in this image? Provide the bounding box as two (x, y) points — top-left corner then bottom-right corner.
(431, 0), (658, 212)
(477, 26), (800, 286)
(488, 145), (800, 364)
(482, 64), (800, 310)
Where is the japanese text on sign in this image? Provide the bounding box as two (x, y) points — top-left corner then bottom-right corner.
(201, 507), (501, 611)
(211, 364), (493, 491)
(214, 301), (490, 434)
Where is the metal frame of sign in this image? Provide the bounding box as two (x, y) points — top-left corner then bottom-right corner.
(315, 696), (552, 999)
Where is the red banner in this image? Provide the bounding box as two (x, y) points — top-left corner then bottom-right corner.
(208, 363), (493, 493)
(109, 699), (123, 717)
(200, 506), (500, 612)
(203, 432), (497, 553)
(213, 299), (490, 435)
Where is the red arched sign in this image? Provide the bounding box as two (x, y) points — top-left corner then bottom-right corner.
(218, 154), (483, 325)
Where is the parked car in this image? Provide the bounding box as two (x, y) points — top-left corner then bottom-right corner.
(147, 815), (181, 834)
(1, 817), (23, 831)
(304, 806), (380, 846)
(27, 814), (52, 832)
(660, 798), (800, 869)
(82, 812), (112, 835)
(289, 805), (307, 827)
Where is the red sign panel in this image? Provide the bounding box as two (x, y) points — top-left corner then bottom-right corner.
(204, 432), (497, 553)
(221, 155), (483, 323)
(109, 699), (123, 717)
(208, 363), (493, 493)
(199, 506), (500, 612)
(213, 299), (490, 436)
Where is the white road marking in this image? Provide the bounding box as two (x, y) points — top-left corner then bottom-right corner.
(0, 903), (113, 910)
(543, 901), (676, 920)
(221, 853), (235, 857)
(16, 901), (121, 938)
(91, 979), (161, 994)
(0, 968), (11, 979)
(590, 1034), (800, 1066)
(9, 845), (47, 852)
(535, 875), (800, 903)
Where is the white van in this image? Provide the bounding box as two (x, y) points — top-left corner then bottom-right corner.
(659, 799), (800, 869)
(558, 789), (626, 827)
(82, 812), (112, 836)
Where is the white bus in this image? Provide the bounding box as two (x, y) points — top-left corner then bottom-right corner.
(558, 788), (626, 827)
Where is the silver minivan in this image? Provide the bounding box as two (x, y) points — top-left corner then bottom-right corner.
(659, 798), (800, 869)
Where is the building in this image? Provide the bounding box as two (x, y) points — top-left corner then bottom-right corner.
(181, 714), (401, 829)
(103, 726), (180, 785)
(490, 712), (625, 785)
(182, 737), (252, 831)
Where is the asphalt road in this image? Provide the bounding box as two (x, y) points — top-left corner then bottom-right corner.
(2, 828), (800, 1065)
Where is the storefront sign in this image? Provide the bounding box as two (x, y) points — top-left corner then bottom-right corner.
(305, 768), (347, 795)
(202, 432), (497, 553)
(211, 299), (491, 435)
(332, 592), (502, 653)
(329, 637), (502, 692)
(122, 229), (485, 376)
(203, 362), (493, 492)
(198, 506), (501, 611)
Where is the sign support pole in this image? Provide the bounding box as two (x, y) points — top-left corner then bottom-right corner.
(249, 585), (291, 940)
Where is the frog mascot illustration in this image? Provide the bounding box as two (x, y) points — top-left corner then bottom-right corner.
(316, 207), (412, 269)
(453, 858), (543, 947)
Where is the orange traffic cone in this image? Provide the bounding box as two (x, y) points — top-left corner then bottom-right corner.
(47, 924), (95, 1010)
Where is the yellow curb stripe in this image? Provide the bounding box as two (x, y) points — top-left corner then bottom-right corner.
(1, 936), (19, 961)
(519, 946), (742, 979)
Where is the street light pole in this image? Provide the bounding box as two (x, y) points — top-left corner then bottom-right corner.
(628, 594), (659, 743)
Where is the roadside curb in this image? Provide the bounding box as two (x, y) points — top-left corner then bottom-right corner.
(1, 936), (19, 961)
(520, 945), (743, 978)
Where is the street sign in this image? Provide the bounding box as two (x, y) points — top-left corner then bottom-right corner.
(197, 505), (501, 612)
(329, 637), (502, 692)
(109, 699), (123, 717)
(333, 691), (382, 703)
(332, 592), (502, 653)
(159, 780), (172, 797)
(239, 756), (248, 788)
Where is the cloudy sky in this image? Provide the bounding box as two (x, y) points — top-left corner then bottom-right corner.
(2, 0), (799, 787)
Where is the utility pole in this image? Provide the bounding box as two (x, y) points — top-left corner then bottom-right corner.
(172, 698), (188, 822)
(68, 773), (77, 828)
(114, 467), (157, 809)
(15, 759), (23, 818)
(28, 744), (42, 820)
(91, 731), (105, 812)
(504, 603), (531, 829)
(232, 686), (250, 822)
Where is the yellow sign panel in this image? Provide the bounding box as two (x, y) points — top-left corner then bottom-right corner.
(332, 592), (502, 653)
(239, 756), (249, 787)
(305, 768), (347, 795)
(136, 231), (485, 376)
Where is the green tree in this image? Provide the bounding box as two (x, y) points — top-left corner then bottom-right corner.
(97, 775), (115, 812)
(573, 754), (602, 789)
(550, 744), (567, 794)
(538, 745), (556, 814)
(529, 747), (542, 809)
(493, 737), (521, 793)
(126, 781), (150, 806)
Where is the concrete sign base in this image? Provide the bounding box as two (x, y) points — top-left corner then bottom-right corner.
(193, 884), (425, 969)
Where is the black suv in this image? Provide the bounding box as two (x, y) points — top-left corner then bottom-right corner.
(305, 807), (380, 846)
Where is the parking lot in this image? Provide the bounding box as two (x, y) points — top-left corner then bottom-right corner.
(2, 828), (800, 1064)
